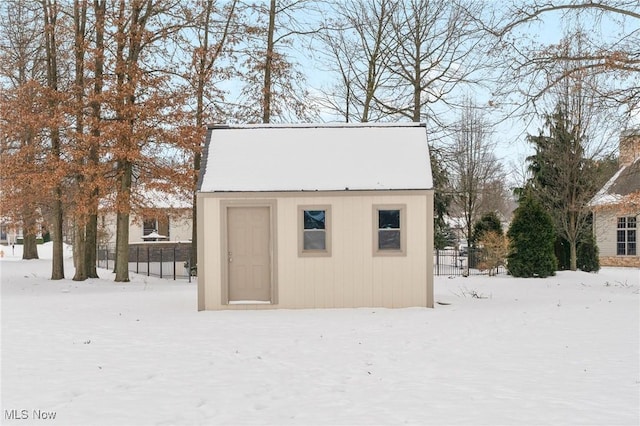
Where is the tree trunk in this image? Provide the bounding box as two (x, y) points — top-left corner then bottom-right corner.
(22, 220), (39, 259)
(262, 0), (276, 123)
(73, 221), (87, 281)
(569, 239), (577, 271)
(85, 212), (98, 278)
(22, 234), (39, 259)
(114, 211), (130, 282)
(72, 0), (88, 281)
(85, 0), (105, 279)
(51, 191), (65, 280)
(42, 0), (64, 280)
(114, 162), (132, 282)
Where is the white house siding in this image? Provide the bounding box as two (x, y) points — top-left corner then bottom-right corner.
(197, 191), (433, 310)
(593, 207), (640, 267)
(100, 210), (192, 245)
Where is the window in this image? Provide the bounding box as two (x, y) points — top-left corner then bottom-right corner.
(373, 205), (406, 256)
(617, 217), (637, 256)
(143, 218), (158, 236)
(142, 214), (170, 239)
(298, 206), (331, 256)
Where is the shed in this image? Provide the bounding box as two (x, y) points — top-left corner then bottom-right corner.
(196, 123), (434, 310)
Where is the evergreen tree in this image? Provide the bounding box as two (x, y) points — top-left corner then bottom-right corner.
(525, 105), (601, 271)
(577, 232), (600, 273)
(507, 195), (557, 278)
(471, 211), (503, 247)
(431, 146), (453, 249)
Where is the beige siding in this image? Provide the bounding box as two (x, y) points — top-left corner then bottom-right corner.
(198, 191), (433, 310)
(594, 209), (619, 257)
(593, 208), (639, 265)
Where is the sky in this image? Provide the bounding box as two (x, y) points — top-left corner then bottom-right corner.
(283, 2), (638, 185)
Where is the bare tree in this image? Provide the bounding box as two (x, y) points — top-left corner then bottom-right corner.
(234, 0), (320, 123)
(490, 0), (639, 120)
(447, 98), (505, 245)
(381, 0), (488, 127)
(318, 0), (397, 122)
(183, 0), (238, 273)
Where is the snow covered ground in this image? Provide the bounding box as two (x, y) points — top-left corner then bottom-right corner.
(1, 243), (638, 425)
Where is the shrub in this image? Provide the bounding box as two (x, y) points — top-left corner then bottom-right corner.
(477, 231), (509, 276)
(577, 233), (600, 272)
(507, 196), (557, 278)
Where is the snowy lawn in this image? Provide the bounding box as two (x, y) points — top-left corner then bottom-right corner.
(1, 243), (638, 425)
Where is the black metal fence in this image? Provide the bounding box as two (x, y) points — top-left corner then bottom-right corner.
(97, 244), (503, 281)
(433, 248), (506, 276)
(97, 242), (194, 282)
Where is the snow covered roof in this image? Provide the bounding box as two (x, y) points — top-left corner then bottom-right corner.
(589, 156), (640, 207)
(198, 123), (433, 192)
(99, 184), (192, 211)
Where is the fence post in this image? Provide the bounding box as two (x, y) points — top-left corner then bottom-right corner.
(436, 249), (440, 276)
(173, 246), (176, 280)
(160, 248), (163, 279)
(147, 246), (150, 277)
(136, 246), (140, 274)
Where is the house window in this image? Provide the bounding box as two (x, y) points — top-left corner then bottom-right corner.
(373, 205), (406, 256)
(298, 206), (331, 256)
(617, 217), (637, 256)
(143, 218), (157, 236)
(143, 214), (170, 239)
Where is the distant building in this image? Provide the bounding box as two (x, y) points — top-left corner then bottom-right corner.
(589, 130), (640, 267)
(100, 186), (192, 245)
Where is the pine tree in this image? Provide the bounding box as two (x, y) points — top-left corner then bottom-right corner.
(526, 105), (602, 271)
(471, 211), (503, 247)
(507, 195), (557, 278)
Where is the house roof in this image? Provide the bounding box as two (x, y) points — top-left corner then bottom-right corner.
(589, 156), (640, 207)
(99, 184), (192, 211)
(198, 123), (433, 192)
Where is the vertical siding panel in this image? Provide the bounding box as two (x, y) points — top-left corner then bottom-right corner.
(204, 197), (222, 309)
(407, 199), (420, 307)
(325, 257), (335, 308)
(315, 258), (325, 308)
(333, 197), (346, 308)
(595, 209), (612, 257)
(356, 195), (367, 306)
(278, 198), (294, 308)
(361, 196), (374, 307)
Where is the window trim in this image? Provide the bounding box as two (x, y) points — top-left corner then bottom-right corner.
(617, 216), (637, 256)
(298, 205), (332, 257)
(373, 204), (406, 256)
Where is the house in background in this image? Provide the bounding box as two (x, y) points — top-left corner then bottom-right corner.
(589, 129), (640, 267)
(100, 186), (192, 245)
(197, 123), (434, 310)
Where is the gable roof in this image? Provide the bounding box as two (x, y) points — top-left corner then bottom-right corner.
(198, 123), (433, 192)
(589, 157), (640, 207)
